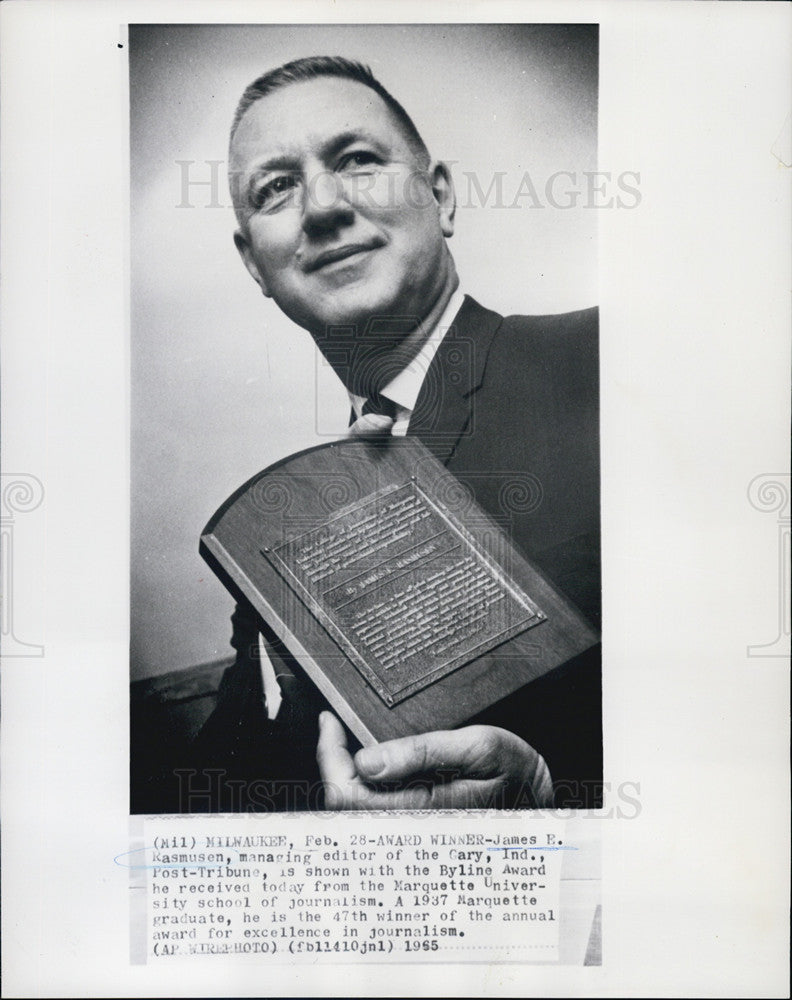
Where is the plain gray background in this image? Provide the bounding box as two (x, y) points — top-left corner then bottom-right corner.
(130, 23), (598, 680)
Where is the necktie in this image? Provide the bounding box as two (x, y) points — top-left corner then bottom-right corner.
(349, 392), (399, 437)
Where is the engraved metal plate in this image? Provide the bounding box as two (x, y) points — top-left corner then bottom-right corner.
(264, 480), (546, 706)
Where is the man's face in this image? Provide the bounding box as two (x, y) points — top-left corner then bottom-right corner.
(230, 77), (455, 344)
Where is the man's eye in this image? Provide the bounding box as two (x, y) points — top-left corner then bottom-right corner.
(339, 151), (380, 171)
(252, 175), (298, 209)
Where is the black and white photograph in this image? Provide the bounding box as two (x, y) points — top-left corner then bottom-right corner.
(1, 1), (789, 996)
(129, 24), (603, 816)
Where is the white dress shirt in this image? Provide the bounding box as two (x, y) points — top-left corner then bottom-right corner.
(348, 287), (465, 436)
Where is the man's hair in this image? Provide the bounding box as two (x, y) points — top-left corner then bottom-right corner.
(230, 55), (430, 165)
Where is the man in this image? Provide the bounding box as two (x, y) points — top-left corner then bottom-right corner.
(191, 56), (600, 811)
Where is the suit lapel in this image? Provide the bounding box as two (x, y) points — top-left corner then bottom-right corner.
(408, 295), (503, 463)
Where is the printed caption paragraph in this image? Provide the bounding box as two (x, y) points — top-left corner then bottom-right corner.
(129, 815), (601, 964)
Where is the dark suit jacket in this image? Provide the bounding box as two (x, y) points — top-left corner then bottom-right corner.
(189, 296), (601, 811)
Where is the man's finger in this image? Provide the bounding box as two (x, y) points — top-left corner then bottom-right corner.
(315, 711), (358, 786)
(427, 777), (508, 810)
(348, 413), (394, 437)
(353, 726), (509, 783)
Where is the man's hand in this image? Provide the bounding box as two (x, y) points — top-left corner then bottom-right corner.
(316, 712), (554, 810)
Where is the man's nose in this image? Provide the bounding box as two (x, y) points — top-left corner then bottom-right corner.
(300, 170), (354, 236)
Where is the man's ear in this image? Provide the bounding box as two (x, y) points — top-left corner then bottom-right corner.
(233, 229), (271, 297)
(430, 160), (456, 238)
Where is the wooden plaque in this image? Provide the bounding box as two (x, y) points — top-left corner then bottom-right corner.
(200, 437), (598, 746)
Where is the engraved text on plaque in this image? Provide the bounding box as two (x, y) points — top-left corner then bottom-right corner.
(264, 481), (546, 706)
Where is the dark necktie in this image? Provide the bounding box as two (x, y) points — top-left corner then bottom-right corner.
(362, 392), (399, 419)
(349, 392), (399, 436)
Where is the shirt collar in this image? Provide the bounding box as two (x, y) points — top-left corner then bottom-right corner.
(349, 287), (465, 418)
